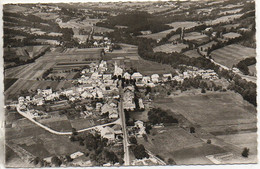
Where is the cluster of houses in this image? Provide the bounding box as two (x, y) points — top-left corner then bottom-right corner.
(174, 66), (218, 82)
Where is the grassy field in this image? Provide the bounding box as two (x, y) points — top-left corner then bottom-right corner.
(5, 116), (86, 160)
(211, 44), (256, 68)
(138, 28), (176, 40)
(141, 90), (257, 164)
(4, 78), (18, 91)
(154, 91), (256, 128)
(167, 21), (199, 29)
(137, 126), (226, 165)
(205, 14), (243, 25)
(183, 49), (202, 58)
(248, 64), (256, 75)
(105, 43), (175, 76)
(184, 32), (209, 44)
(153, 43), (188, 53)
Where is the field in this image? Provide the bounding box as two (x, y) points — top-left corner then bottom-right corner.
(205, 14), (243, 25)
(105, 43), (175, 76)
(211, 44), (256, 68)
(137, 28), (176, 40)
(4, 78), (18, 91)
(5, 47), (102, 101)
(184, 32), (209, 45)
(147, 91), (257, 164)
(168, 34), (180, 42)
(153, 43), (188, 53)
(248, 64), (256, 75)
(183, 49), (202, 58)
(199, 41), (218, 51)
(137, 126), (227, 165)
(154, 91), (256, 129)
(167, 21), (199, 29)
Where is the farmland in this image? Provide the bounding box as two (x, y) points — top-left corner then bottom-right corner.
(183, 49), (202, 58)
(149, 90), (257, 164)
(4, 47), (102, 101)
(211, 44), (256, 68)
(137, 28), (176, 40)
(4, 78), (18, 91)
(167, 21), (199, 29)
(205, 14), (243, 25)
(184, 32), (209, 44)
(153, 43), (188, 53)
(105, 43), (175, 76)
(154, 91), (256, 129)
(137, 126), (226, 165)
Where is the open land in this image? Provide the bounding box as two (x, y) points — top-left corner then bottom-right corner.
(211, 44), (256, 68)
(153, 43), (188, 53)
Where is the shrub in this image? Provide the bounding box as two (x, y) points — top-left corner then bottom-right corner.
(242, 147), (249, 158)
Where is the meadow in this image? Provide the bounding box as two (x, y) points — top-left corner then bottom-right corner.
(211, 44), (256, 68)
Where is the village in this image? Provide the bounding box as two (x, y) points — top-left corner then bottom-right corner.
(3, 0), (257, 167)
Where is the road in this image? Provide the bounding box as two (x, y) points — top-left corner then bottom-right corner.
(118, 83), (130, 165)
(15, 104), (120, 135)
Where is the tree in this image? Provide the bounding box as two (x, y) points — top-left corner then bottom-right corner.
(65, 155), (73, 162)
(242, 147), (249, 158)
(132, 144), (149, 159)
(129, 136), (137, 144)
(72, 128), (78, 135)
(201, 88), (206, 93)
(190, 127), (195, 133)
(168, 158), (176, 165)
(33, 157), (40, 165)
(51, 156), (62, 167)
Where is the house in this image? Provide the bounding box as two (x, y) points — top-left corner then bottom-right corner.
(63, 89), (73, 96)
(100, 126), (115, 140)
(112, 124), (123, 135)
(123, 72), (131, 80)
(33, 94), (44, 106)
(101, 103), (118, 118)
(151, 74), (159, 83)
(91, 72), (99, 79)
(70, 151), (84, 159)
(138, 99), (145, 109)
(134, 120), (146, 137)
(162, 73), (172, 81)
(114, 62), (123, 76)
(81, 91), (93, 99)
(109, 110), (118, 119)
(142, 76), (151, 84)
(101, 103), (113, 115)
(147, 82), (155, 88)
(96, 102), (103, 111)
(69, 96), (76, 102)
(103, 74), (112, 80)
(18, 96), (25, 105)
(131, 72), (143, 80)
(25, 96), (31, 102)
(123, 91), (136, 110)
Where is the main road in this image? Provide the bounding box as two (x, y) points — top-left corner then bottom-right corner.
(118, 82), (130, 165)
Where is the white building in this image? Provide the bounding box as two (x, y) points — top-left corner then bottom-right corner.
(131, 72), (143, 80)
(123, 72), (131, 80)
(100, 126), (115, 140)
(151, 74), (160, 83)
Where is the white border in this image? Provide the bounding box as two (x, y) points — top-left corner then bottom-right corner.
(0, 0), (259, 169)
